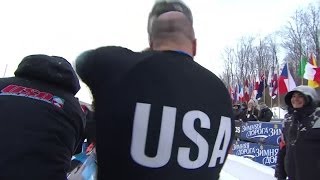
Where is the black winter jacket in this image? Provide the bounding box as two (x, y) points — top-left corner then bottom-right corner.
(258, 107), (273, 122)
(275, 106), (320, 180)
(76, 47), (234, 180)
(0, 55), (85, 180)
(242, 108), (259, 122)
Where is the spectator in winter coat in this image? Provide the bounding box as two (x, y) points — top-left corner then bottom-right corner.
(258, 103), (273, 122)
(0, 55), (85, 180)
(275, 85), (320, 180)
(243, 99), (259, 122)
(237, 102), (247, 121)
(75, 1), (234, 180)
(232, 104), (242, 120)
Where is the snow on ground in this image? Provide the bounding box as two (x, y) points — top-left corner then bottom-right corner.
(271, 107), (287, 119)
(221, 155), (276, 180)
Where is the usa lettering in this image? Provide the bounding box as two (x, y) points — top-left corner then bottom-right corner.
(1, 84), (53, 101)
(130, 102), (231, 169)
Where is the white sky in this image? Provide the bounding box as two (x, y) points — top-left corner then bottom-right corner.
(0, 0), (318, 103)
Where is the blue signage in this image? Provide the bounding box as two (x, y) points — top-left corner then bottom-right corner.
(239, 121), (282, 145)
(231, 140), (279, 167)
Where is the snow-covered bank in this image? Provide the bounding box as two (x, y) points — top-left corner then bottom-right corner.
(221, 155), (276, 180)
(271, 107), (287, 119)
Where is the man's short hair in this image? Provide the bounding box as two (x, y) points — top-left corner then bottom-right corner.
(147, 0), (193, 36)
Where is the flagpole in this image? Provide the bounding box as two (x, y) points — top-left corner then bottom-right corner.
(277, 63), (281, 118)
(263, 69), (266, 104)
(270, 67), (273, 110)
(287, 63), (290, 90)
(3, 64), (8, 78)
(300, 56), (303, 85)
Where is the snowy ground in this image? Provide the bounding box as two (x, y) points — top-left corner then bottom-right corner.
(271, 107), (287, 119)
(221, 155), (276, 180)
(70, 154), (276, 180)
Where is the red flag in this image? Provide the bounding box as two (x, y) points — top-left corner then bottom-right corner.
(239, 84), (244, 102)
(278, 63), (296, 95)
(229, 86), (234, 101)
(314, 68), (320, 82)
(268, 67), (278, 98)
(251, 74), (260, 99)
(271, 73), (278, 98)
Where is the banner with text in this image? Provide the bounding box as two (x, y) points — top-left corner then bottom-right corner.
(231, 140), (279, 167)
(236, 120), (282, 146)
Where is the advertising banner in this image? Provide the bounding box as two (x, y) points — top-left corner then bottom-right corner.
(231, 140), (279, 167)
(239, 121), (282, 145)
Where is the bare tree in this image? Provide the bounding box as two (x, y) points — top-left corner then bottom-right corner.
(234, 36), (255, 82)
(221, 47), (236, 87)
(220, 35), (277, 87)
(281, 9), (308, 82)
(302, 4), (320, 64)
(267, 35), (280, 68)
(255, 37), (275, 75)
(219, 2), (320, 105)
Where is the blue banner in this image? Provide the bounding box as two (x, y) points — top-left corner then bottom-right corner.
(231, 140), (279, 167)
(239, 121), (282, 145)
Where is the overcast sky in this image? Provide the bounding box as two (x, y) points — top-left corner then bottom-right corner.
(0, 0), (318, 103)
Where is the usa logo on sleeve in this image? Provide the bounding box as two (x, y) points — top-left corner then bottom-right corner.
(1, 84), (65, 108)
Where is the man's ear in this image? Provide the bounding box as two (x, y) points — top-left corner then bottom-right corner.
(192, 39), (197, 56)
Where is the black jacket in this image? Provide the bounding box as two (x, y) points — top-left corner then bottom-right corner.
(242, 108), (259, 122)
(0, 55), (85, 180)
(232, 109), (241, 120)
(76, 46), (234, 180)
(275, 106), (320, 180)
(258, 107), (273, 122)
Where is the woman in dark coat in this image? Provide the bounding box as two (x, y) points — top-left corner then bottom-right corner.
(243, 99), (259, 122)
(275, 85), (320, 180)
(258, 103), (273, 122)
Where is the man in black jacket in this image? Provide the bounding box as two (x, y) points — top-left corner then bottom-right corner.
(0, 55), (85, 179)
(76, 1), (234, 180)
(258, 103), (273, 122)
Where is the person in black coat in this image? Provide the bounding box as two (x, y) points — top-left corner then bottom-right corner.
(232, 104), (242, 120)
(75, 1), (234, 180)
(275, 85), (320, 180)
(243, 99), (259, 122)
(258, 103), (273, 122)
(0, 55), (85, 180)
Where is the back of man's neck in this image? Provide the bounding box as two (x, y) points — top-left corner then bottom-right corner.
(152, 44), (193, 57)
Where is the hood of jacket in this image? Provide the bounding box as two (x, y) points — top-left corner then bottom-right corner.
(285, 85), (319, 108)
(14, 54), (80, 95)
